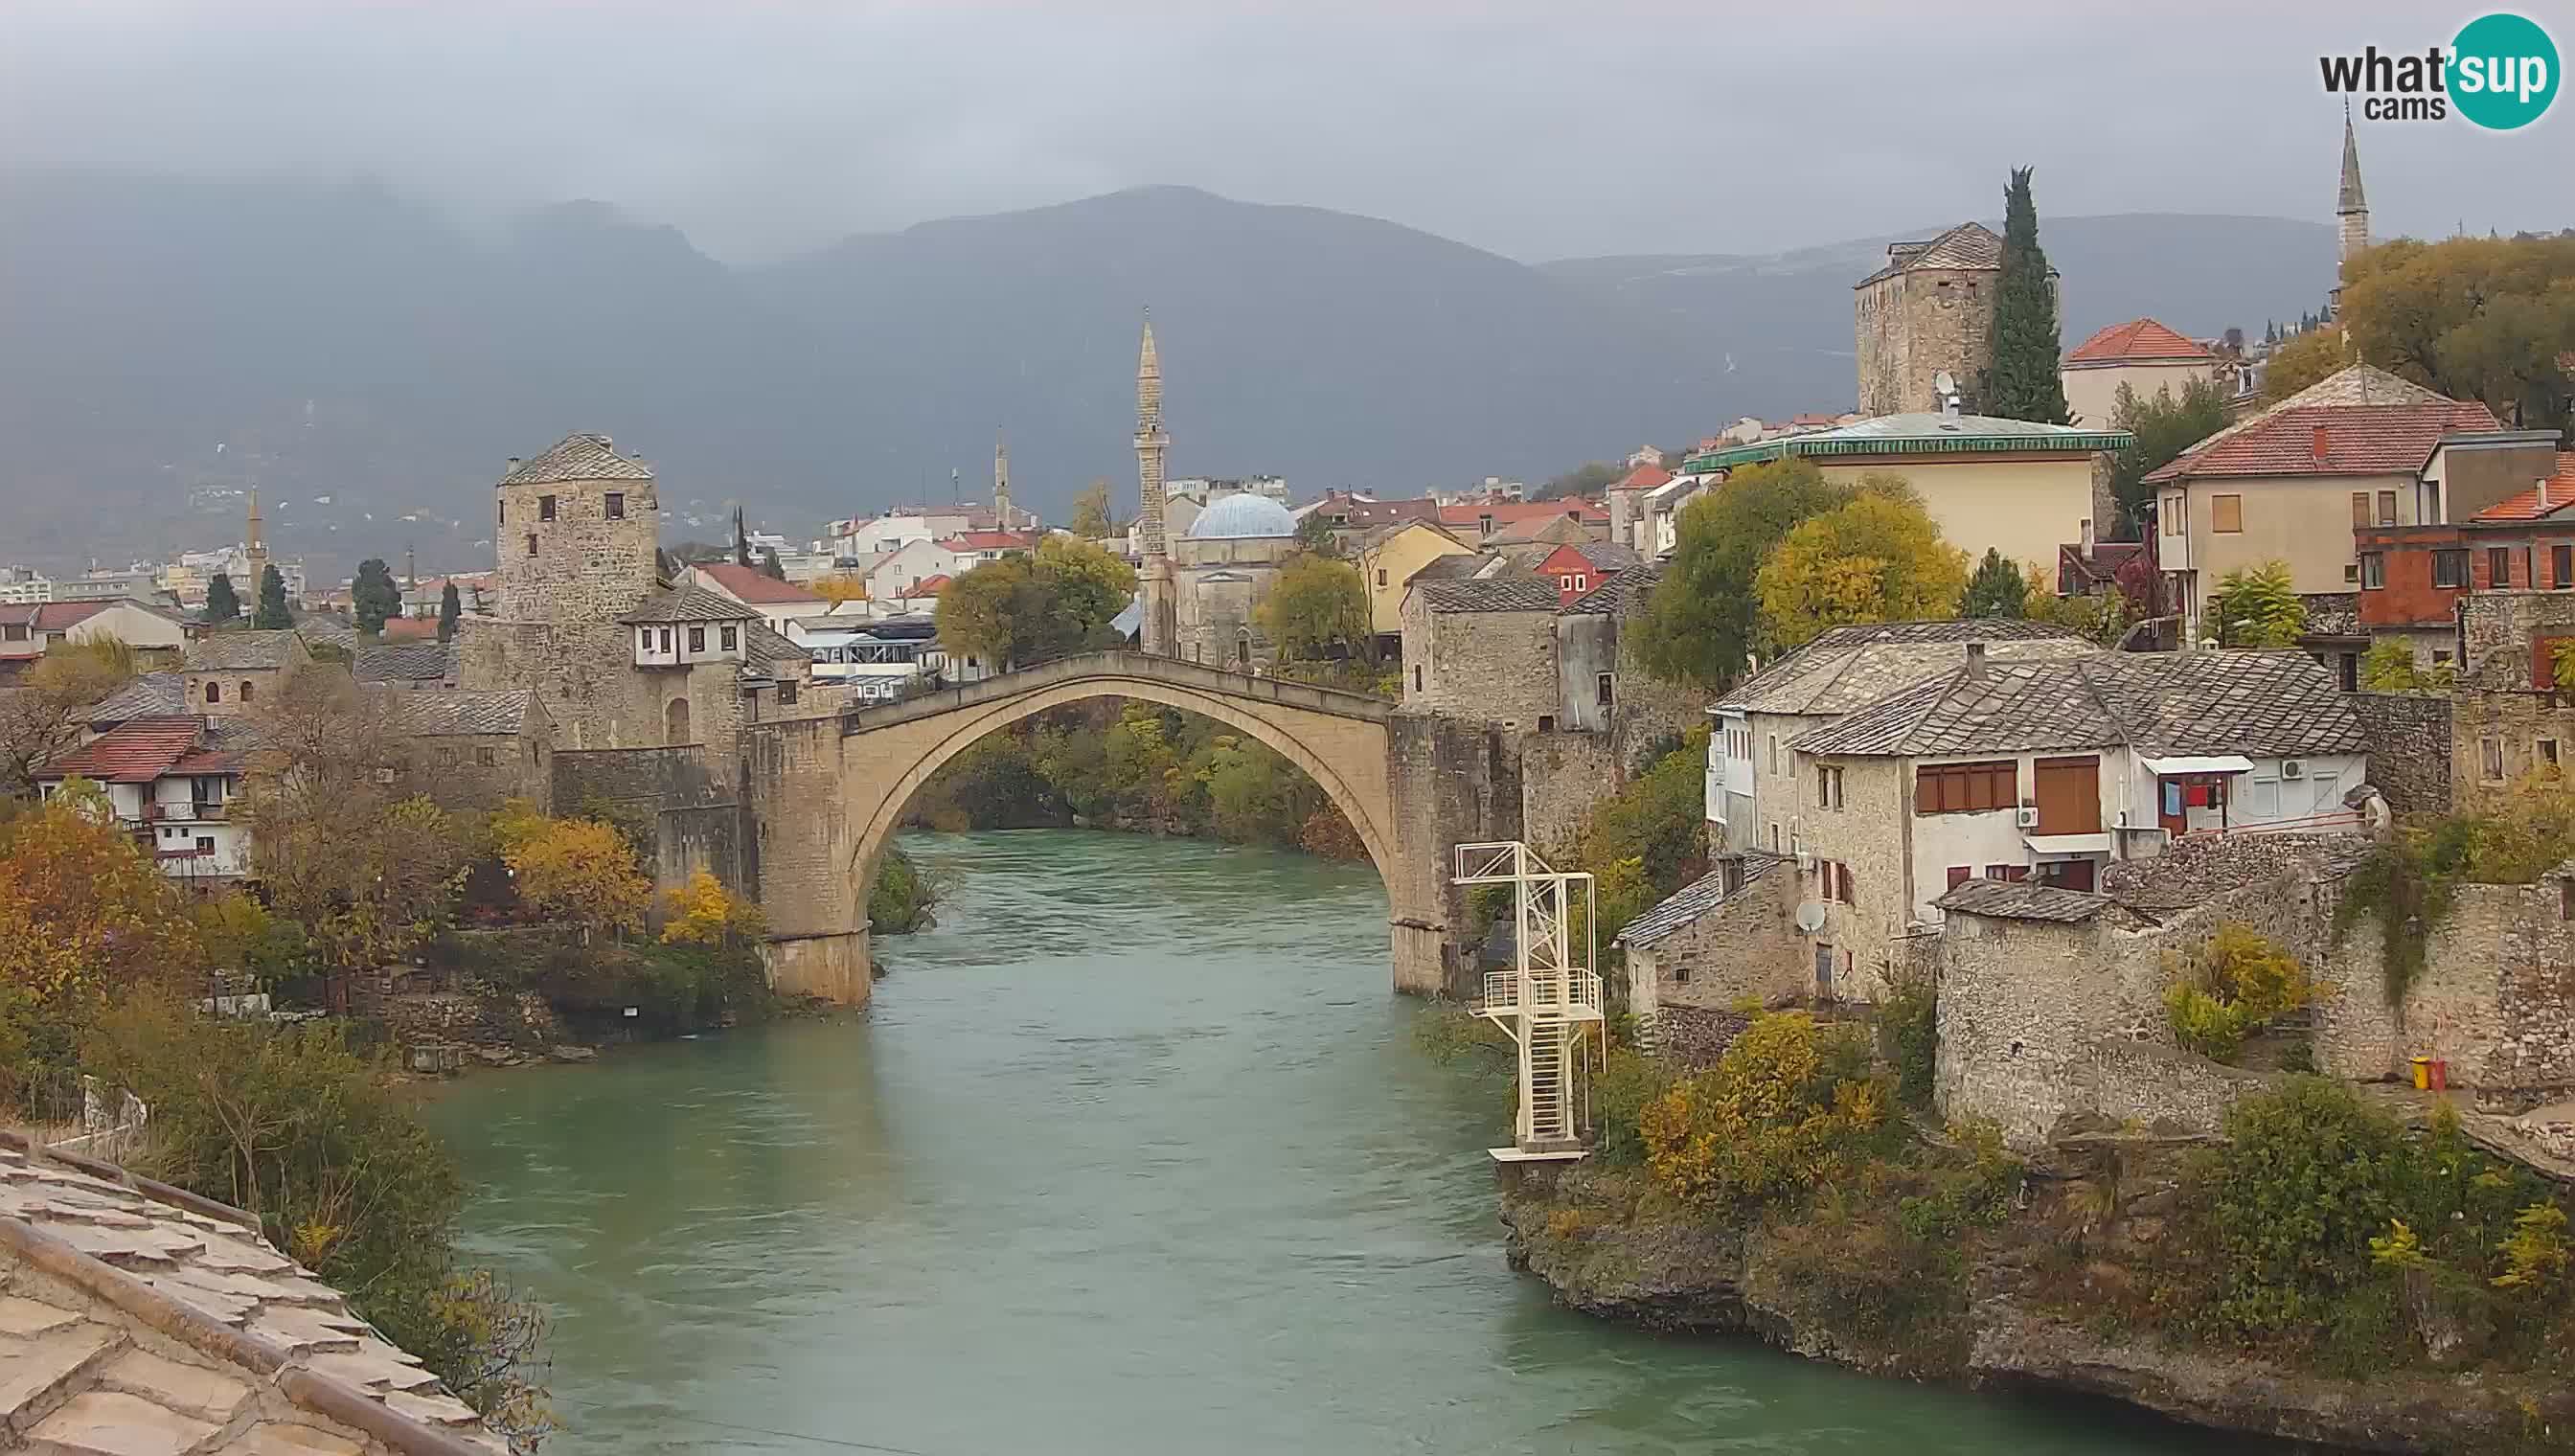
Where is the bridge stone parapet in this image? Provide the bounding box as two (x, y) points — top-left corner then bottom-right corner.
(739, 651), (1515, 1006)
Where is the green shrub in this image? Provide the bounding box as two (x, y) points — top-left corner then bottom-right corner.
(2164, 983), (2251, 1061)
(2164, 923), (2312, 1060)
(1590, 1046), (1675, 1167)
(1878, 967), (1939, 1107)
(1638, 1012), (1892, 1211)
(869, 846), (939, 934)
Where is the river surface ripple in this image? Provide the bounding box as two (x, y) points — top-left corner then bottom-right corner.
(427, 829), (2253, 1455)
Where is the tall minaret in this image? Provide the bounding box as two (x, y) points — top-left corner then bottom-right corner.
(992, 428), (1014, 530)
(243, 486), (270, 599)
(1133, 311), (1176, 655)
(2336, 105), (2370, 266)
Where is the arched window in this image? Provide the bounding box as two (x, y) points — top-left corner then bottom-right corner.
(239, 681), (254, 703)
(666, 697), (693, 746)
(204, 681), (220, 704)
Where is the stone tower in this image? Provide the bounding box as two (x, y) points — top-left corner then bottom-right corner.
(242, 487), (269, 598)
(2336, 107), (2370, 266)
(1133, 314), (1177, 655)
(1852, 221), (2008, 417)
(491, 432), (661, 626)
(993, 428), (1013, 529)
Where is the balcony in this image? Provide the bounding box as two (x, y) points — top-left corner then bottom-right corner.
(1478, 968), (1604, 1019)
(148, 802), (227, 822)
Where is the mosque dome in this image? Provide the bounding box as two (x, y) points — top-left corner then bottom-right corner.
(1185, 492), (1298, 540)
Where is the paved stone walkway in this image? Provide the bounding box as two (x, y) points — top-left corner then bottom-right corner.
(0, 1138), (501, 1455)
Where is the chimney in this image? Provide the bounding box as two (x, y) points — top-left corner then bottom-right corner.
(2541, 475), (2552, 510)
(1965, 641), (1988, 681)
(2312, 423), (2331, 462)
(2080, 517), (2095, 555)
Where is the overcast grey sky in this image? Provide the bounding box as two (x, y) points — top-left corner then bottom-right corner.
(3, 1), (2566, 263)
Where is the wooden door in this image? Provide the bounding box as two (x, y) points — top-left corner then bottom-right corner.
(2032, 756), (2101, 833)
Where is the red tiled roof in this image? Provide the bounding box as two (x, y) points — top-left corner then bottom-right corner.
(35, 715), (208, 784)
(910, 574), (953, 595)
(377, 616), (441, 640)
(2142, 400), (2499, 484)
(1437, 500), (1608, 527)
(695, 561), (826, 604)
(2065, 318), (2217, 367)
(939, 531), (1042, 552)
(2470, 454), (2575, 523)
(1614, 464), (1673, 491)
(31, 601), (111, 632)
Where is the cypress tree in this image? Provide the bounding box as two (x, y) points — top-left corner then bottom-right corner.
(352, 557), (400, 634)
(733, 507), (753, 568)
(1987, 167), (2071, 424)
(761, 548), (787, 581)
(253, 563), (292, 629)
(1959, 548), (2030, 618)
(204, 572), (240, 625)
(437, 581), (462, 642)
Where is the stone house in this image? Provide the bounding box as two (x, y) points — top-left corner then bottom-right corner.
(1353, 518), (1475, 648)
(1853, 220), (2033, 417)
(1173, 493), (1300, 670)
(1399, 576), (1562, 726)
(180, 629), (310, 716)
(2142, 365), (2501, 648)
(2058, 317), (2222, 432)
(1615, 853), (1801, 1021)
(1789, 648), (2372, 951)
(353, 640), (458, 689)
(1534, 540), (1640, 607)
(1682, 412), (2131, 581)
(388, 688), (555, 813)
(1707, 619), (2097, 855)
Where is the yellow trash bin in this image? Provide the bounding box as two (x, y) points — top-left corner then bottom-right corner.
(2409, 1057), (2432, 1090)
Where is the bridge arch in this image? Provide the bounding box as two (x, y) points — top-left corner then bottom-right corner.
(844, 667), (1397, 895)
(743, 652), (1465, 1008)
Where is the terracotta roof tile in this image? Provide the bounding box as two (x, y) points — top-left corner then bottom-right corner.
(2064, 318), (2217, 366)
(694, 562), (825, 605)
(2142, 400), (2498, 484)
(2469, 454), (2575, 523)
(1613, 464), (1673, 491)
(1436, 500), (1607, 528)
(35, 716), (208, 784)
(939, 531), (1043, 552)
(30, 602), (111, 632)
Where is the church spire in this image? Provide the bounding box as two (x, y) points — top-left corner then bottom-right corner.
(2336, 104), (2370, 263)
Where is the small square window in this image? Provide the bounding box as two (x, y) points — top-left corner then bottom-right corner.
(720, 625), (738, 650)
(1537, 715), (1556, 732)
(538, 494), (557, 522)
(2210, 494), (2243, 534)
(1595, 671), (1614, 707)
(2360, 553), (2386, 590)
(779, 680), (800, 706)
(688, 626), (706, 652)
(196, 836), (215, 853)
(476, 746), (497, 767)
(605, 491), (625, 520)
(526, 534), (538, 557)
(2432, 550), (2469, 589)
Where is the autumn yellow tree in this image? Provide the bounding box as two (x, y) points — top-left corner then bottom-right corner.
(659, 869), (766, 945)
(812, 574), (869, 605)
(0, 638), (137, 800)
(504, 817), (650, 938)
(1753, 482), (1970, 650)
(2261, 326), (2347, 404)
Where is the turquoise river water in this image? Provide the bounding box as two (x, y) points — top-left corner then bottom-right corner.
(425, 829), (2260, 1455)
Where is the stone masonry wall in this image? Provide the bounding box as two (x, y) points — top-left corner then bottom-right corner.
(1519, 730), (1619, 854)
(1387, 712), (1521, 997)
(1629, 867), (1805, 1017)
(1401, 594), (1561, 727)
(1856, 265), (1998, 418)
(1607, 628), (1712, 776)
(553, 743), (744, 893)
(400, 729), (552, 814)
(2460, 589), (2575, 687)
(2346, 691), (2451, 814)
(2313, 875), (2575, 1109)
(2451, 688), (2575, 813)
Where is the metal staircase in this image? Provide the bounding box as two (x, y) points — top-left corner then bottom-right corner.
(1456, 841), (1604, 1160)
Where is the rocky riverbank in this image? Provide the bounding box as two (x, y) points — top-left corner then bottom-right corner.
(1497, 1138), (2573, 1454)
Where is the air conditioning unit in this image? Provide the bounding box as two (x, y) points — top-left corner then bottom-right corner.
(2281, 759), (2306, 780)
(2015, 806), (2040, 829)
(1794, 851), (1814, 873)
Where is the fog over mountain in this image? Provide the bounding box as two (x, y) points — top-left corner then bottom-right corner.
(0, 175), (2334, 575)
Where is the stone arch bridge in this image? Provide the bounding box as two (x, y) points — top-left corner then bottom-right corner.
(738, 651), (1515, 1007)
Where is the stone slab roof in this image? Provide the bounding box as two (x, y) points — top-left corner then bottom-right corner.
(1563, 561), (1663, 616)
(498, 433), (653, 487)
(353, 643), (456, 686)
(741, 620), (809, 674)
(1717, 621), (2095, 717)
(85, 671), (187, 724)
(1933, 876), (2112, 922)
(1416, 577), (1562, 614)
(1856, 221), (2003, 286)
(1616, 854), (1781, 948)
(183, 631), (306, 672)
(385, 689), (533, 738)
(1792, 648), (2371, 760)
(0, 1136), (500, 1453)
(619, 584), (759, 626)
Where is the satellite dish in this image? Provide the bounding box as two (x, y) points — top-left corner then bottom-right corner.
(1794, 901), (1829, 935)
(1933, 369), (1958, 397)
